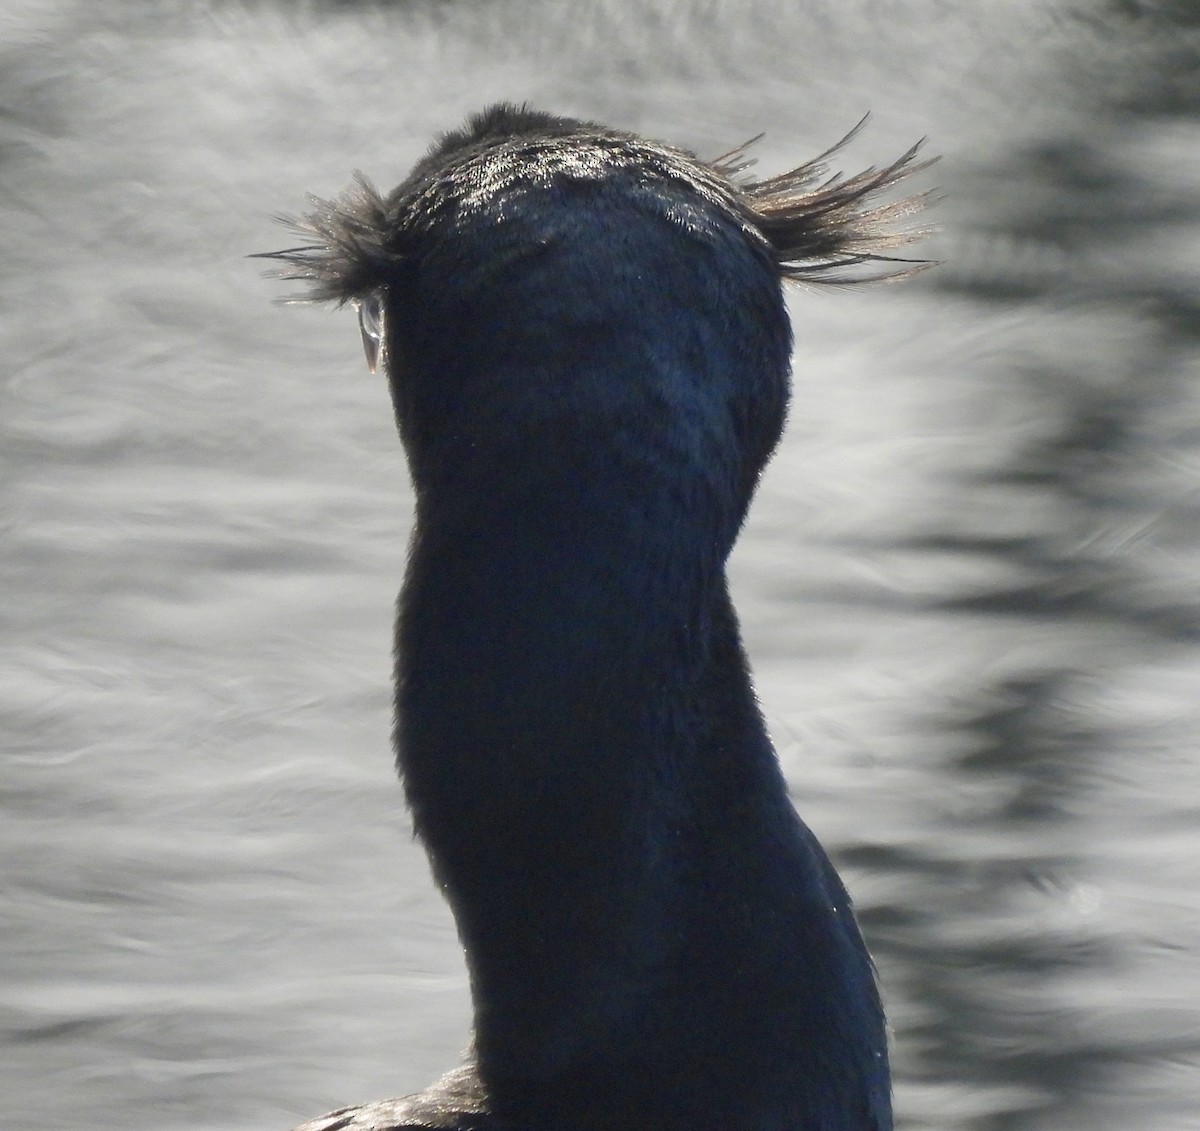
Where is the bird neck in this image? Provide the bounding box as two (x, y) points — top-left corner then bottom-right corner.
(393, 452), (887, 1129)
(397, 469), (765, 1069)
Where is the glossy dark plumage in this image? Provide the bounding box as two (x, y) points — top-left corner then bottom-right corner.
(265, 104), (932, 1131)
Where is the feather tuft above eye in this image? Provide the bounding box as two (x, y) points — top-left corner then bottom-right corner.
(723, 116), (939, 284)
(253, 174), (398, 305)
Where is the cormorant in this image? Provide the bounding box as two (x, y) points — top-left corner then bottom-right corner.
(264, 103), (932, 1131)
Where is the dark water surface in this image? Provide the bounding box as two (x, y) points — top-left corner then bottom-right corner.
(4, 2), (1199, 1128)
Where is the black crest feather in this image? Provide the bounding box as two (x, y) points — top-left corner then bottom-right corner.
(256, 173), (395, 305)
(256, 104), (935, 303)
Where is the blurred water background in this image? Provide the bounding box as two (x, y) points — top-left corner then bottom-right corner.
(3, 1), (1199, 1128)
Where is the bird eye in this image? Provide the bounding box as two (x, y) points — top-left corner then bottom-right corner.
(356, 293), (386, 374)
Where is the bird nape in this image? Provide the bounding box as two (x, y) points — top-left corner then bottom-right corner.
(261, 103), (934, 1131)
